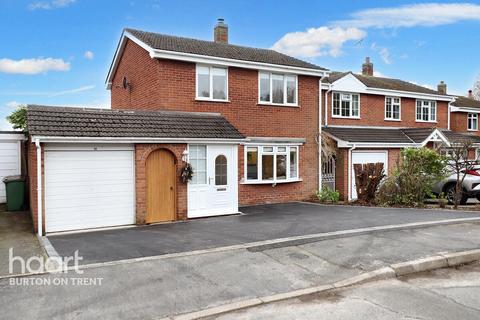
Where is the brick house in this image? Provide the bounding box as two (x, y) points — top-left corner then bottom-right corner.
(26, 20), (329, 234)
(25, 21), (480, 235)
(321, 58), (480, 201)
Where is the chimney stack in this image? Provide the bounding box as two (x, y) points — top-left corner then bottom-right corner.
(437, 81), (447, 95)
(362, 57), (374, 76)
(214, 18), (228, 44)
(468, 90), (474, 98)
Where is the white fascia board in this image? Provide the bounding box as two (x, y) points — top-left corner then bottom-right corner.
(323, 131), (418, 148)
(0, 133), (26, 141)
(106, 31), (329, 88)
(31, 136), (248, 144)
(450, 106), (480, 113)
(151, 49), (329, 77)
(420, 129), (451, 147)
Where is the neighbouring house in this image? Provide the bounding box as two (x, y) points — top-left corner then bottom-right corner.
(27, 19), (329, 234)
(0, 131), (25, 204)
(321, 58), (480, 201)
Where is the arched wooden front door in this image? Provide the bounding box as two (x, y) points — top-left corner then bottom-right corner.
(146, 149), (176, 223)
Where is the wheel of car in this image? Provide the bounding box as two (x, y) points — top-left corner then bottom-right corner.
(445, 184), (468, 205)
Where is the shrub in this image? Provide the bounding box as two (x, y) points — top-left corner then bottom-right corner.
(376, 147), (446, 207)
(316, 186), (340, 203)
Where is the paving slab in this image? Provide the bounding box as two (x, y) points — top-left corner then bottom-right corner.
(47, 202), (480, 265)
(0, 206), (45, 276)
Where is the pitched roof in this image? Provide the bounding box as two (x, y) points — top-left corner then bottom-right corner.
(125, 28), (327, 71)
(27, 105), (245, 140)
(325, 72), (444, 96)
(452, 96), (480, 109)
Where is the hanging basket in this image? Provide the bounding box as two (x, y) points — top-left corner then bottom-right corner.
(181, 163), (194, 183)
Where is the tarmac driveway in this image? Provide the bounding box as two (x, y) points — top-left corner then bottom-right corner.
(47, 202), (480, 265)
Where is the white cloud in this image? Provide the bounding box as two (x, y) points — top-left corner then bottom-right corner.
(335, 3), (480, 29)
(28, 0), (76, 10)
(84, 51), (94, 60)
(5, 101), (21, 109)
(379, 47), (391, 64)
(48, 85), (95, 97)
(272, 26), (366, 58)
(0, 58), (70, 74)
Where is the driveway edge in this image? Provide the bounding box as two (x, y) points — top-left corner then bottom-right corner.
(164, 249), (480, 320)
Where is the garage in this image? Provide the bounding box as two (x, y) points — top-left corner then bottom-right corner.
(0, 132), (24, 203)
(351, 150), (388, 200)
(44, 144), (135, 233)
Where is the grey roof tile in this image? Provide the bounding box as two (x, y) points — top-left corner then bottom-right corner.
(125, 28), (327, 71)
(451, 96), (480, 109)
(324, 72), (445, 96)
(27, 105), (245, 139)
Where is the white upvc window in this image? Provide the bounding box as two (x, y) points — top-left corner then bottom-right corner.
(258, 72), (297, 106)
(416, 100), (436, 122)
(189, 145), (207, 184)
(385, 97), (401, 121)
(332, 92), (360, 118)
(468, 113), (478, 131)
(196, 65), (228, 101)
(245, 146), (299, 183)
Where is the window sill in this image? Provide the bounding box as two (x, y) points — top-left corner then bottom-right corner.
(258, 102), (299, 108)
(332, 116), (361, 120)
(195, 98), (230, 103)
(384, 118), (402, 122)
(241, 178), (302, 185)
(415, 120), (437, 123)
(467, 129), (479, 132)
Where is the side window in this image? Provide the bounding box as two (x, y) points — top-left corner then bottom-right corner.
(196, 65), (228, 101)
(215, 155), (227, 185)
(189, 145), (207, 184)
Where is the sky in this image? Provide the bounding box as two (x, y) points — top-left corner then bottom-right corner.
(1, 0), (480, 129)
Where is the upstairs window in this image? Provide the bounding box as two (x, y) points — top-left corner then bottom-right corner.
(416, 100), (436, 122)
(385, 97), (401, 121)
(259, 72), (297, 106)
(468, 113), (478, 131)
(332, 92), (359, 118)
(196, 65), (228, 101)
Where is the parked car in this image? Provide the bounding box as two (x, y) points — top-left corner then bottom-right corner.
(432, 165), (480, 204)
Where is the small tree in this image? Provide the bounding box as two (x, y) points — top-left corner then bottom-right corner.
(443, 138), (479, 209)
(6, 105), (27, 132)
(377, 147), (446, 207)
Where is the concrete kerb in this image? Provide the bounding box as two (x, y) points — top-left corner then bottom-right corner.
(167, 249), (480, 320)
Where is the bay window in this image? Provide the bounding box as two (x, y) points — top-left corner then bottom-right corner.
(416, 100), (436, 122)
(196, 65), (228, 101)
(385, 97), (401, 120)
(259, 72), (297, 106)
(245, 145), (300, 183)
(468, 113), (478, 131)
(332, 92), (360, 118)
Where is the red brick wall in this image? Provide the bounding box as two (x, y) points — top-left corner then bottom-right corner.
(323, 91), (449, 129)
(111, 40), (321, 205)
(135, 144), (188, 224)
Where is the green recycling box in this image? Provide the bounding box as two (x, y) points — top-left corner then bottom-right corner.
(3, 175), (25, 211)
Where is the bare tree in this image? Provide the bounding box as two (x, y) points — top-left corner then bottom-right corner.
(443, 138), (479, 209)
(474, 75), (480, 101)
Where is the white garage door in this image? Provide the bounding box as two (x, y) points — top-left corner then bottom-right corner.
(0, 140), (21, 203)
(45, 144), (135, 233)
(351, 151), (388, 200)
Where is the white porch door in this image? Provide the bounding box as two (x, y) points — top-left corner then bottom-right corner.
(351, 151), (388, 200)
(188, 144), (238, 218)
